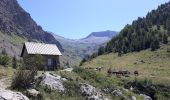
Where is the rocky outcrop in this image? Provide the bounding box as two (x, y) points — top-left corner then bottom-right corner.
(40, 73), (66, 92)
(80, 84), (105, 100)
(111, 89), (123, 97)
(103, 87), (125, 99)
(0, 89), (29, 100)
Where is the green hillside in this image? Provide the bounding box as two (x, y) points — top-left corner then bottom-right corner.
(80, 44), (170, 99)
(82, 44), (170, 84)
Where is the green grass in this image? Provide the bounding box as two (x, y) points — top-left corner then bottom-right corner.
(82, 44), (170, 85)
(80, 44), (170, 99)
(10, 33), (28, 44)
(0, 65), (15, 88)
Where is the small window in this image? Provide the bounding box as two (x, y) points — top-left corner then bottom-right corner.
(48, 59), (52, 66)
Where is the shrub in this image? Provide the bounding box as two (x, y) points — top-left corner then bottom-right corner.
(12, 56), (17, 69)
(1, 48), (7, 55)
(63, 81), (81, 97)
(11, 69), (37, 89)
(0, 55), (10, 66)
(73, 67), (118, 88)
(124, 78), (170, 99)
(167, 47), (170, 53)
(23, 55), (45, 70)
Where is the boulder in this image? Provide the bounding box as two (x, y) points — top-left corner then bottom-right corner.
(0, 89), (29, 100)
(111, 89), (123, 97)
(80, 84), (104, 100)
(40, 73), (66, 92)
(140, 94), (152, 100)
(131, 96), (137, 100)
(27, 89), (39, 97)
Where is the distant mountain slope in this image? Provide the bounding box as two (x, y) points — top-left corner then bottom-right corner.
(53, 31), (117, 66)
(80, 31), (117, 44)
(0, 0), (62, 57)
(85, 30), (117, 38)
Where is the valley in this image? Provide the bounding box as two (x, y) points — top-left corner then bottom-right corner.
(0, 0), (170, 100)
(53, 31), (117, 66)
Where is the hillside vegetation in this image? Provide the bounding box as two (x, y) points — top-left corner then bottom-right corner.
(82, 44), (170, 84)
(86, 1), (170, 61)
(81, 44), (170, 99)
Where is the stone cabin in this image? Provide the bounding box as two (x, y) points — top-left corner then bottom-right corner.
(21, 42), (62, 70)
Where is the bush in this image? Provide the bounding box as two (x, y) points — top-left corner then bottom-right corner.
(11, 69), (37, 89)
(167, 47), (170, 53)
(0, 55), (10, 66)
(12, 56), (17, 69)
(73, 67), (118, 88)
(63, 81), (81, 97)
(124, 78), (170, 99)
(23, 55), (45, 70)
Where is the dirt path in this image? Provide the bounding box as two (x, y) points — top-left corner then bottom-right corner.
(0, 77), (9, 90)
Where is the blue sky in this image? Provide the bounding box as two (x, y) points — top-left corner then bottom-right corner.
(17, 0), (169, 39)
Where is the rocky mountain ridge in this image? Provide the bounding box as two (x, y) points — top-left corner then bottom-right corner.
(80, 30), (117, 44)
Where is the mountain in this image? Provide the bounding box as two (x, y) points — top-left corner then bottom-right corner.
(85, 30), (117, 38)
(53, 31), (117, 66)
(0, 0), (62, 57)
(79, 30), (117, 44)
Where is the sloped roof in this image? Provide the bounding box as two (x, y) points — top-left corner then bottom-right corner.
(23, 42), (62, 56)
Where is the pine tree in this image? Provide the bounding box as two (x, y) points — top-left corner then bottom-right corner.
(98, 46), (105, 56)
(163, 34), (168, 44)
(166, 18), (170, 36)
(151, 38), (160, 51)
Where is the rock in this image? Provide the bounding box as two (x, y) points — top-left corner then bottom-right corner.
(102, 87), (125, 98)
(27, 89), (39, 97)
(140, 94), (152, 100)
(61, 68), (73, 72)
(80, 84), (104, 100)
(0, 89), (29, 100)
(131, 96), (137, 100)
(130, 86), (134, 91)
(61, 78), (67, 81)
(40, 73), (66, 92)
(111, 89), (123, 97)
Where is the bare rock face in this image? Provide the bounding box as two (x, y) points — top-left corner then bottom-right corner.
(40, 73), (66, 92)
(0, 89), (29, 100)
(80, 84), (104, 100)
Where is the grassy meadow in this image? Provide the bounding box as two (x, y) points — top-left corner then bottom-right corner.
(82, 44), (170, 85)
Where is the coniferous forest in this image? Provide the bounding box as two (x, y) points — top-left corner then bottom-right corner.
(85, 2), (170, 61)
